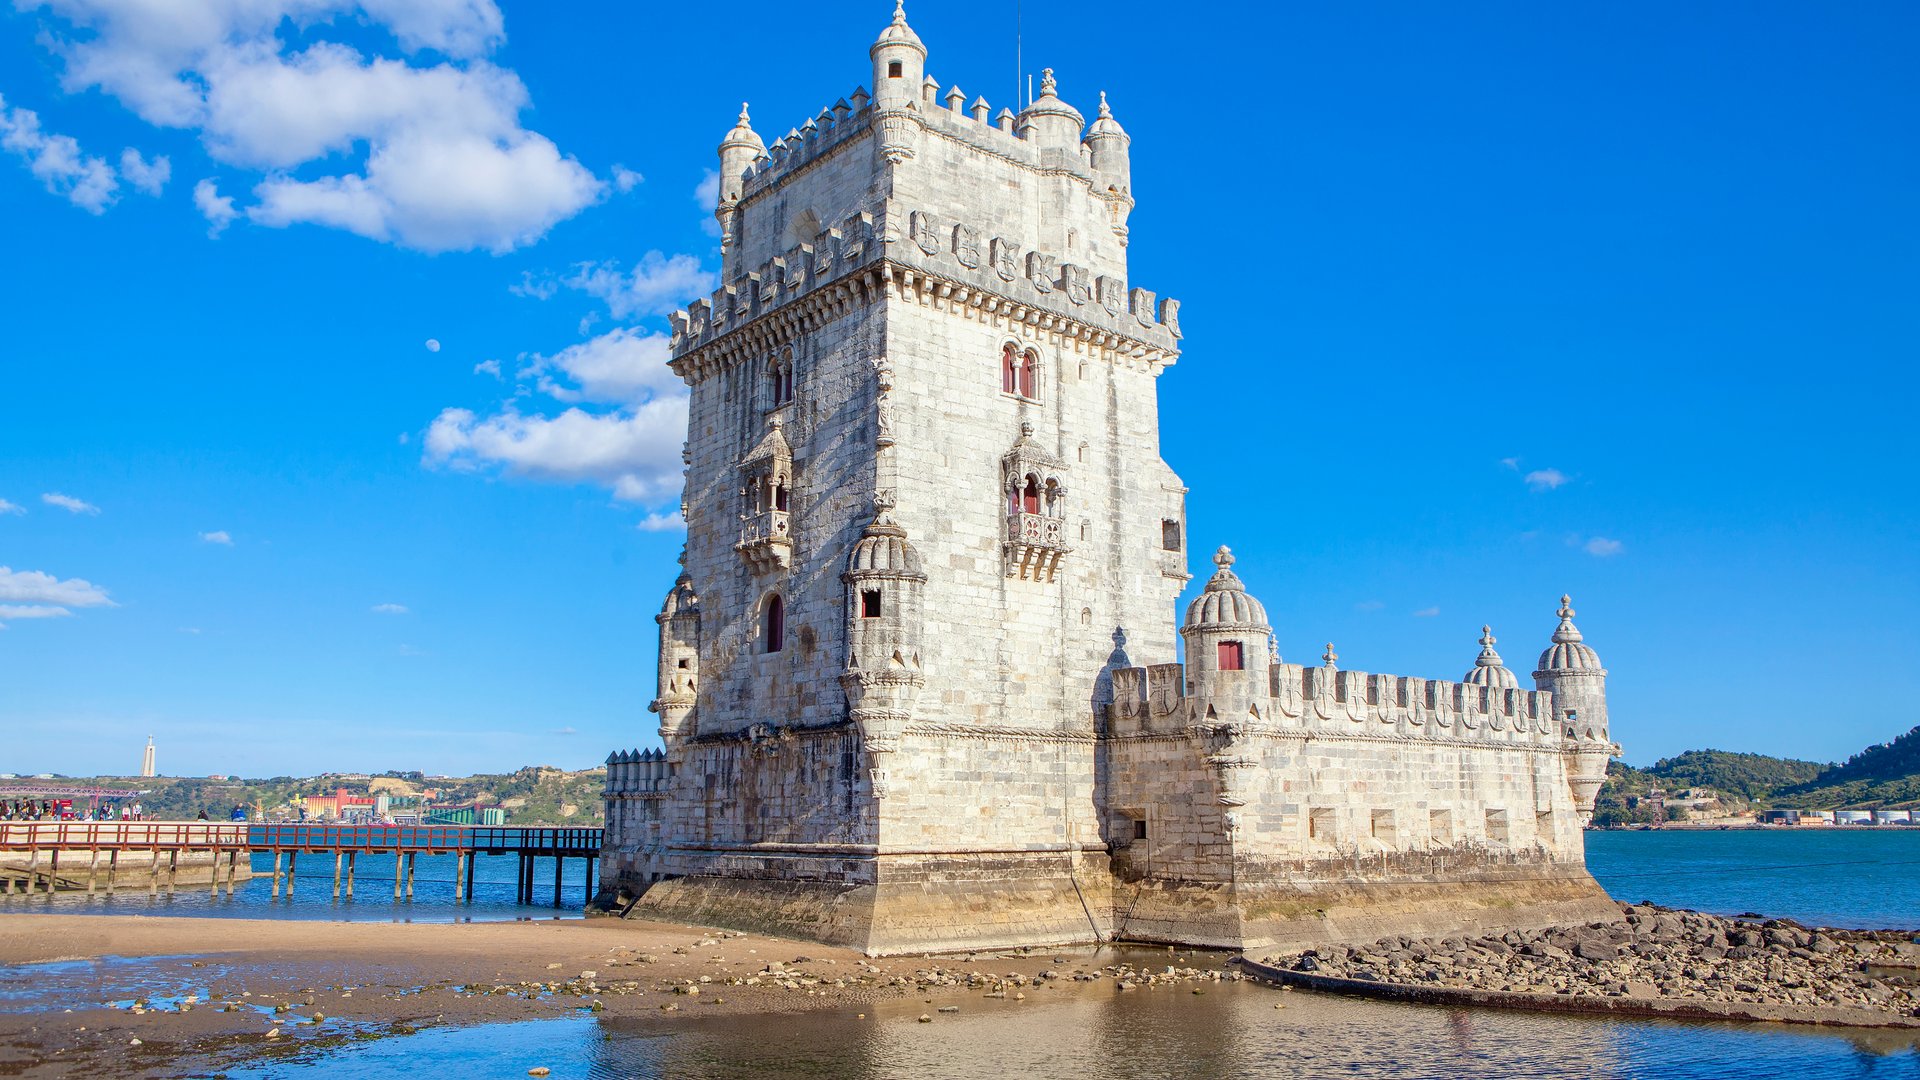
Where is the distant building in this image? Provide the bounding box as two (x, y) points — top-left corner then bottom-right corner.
(139, 736), (155, 778)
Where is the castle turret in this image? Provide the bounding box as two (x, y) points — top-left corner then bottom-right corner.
(1461, 625), (1519, 689)
(1016, 68), (1087, 155)
(714, 104), (763, 260)
(650, 564), (701, 748)
(870, 0), (926, 164)
(1533, 595), (1615, 821)
(840, 501), (927, 774)
(1083, 91), (1134, 245)
(1180, 547), (1274, 723)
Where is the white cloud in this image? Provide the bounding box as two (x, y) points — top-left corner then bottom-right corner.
(1412, 606), (1441, 618)
(194, 178), (238, 235)
(178, 626), (202, 634)
(425, 338), (441, 352)
(423, 396), (689, 502)
(473, 358), (501, 378)
(509, 271), (557, 300)
(0, 604), (74, 620)
(117, 146), (168, 193)
(23, 0), (602, 252)
(635, 511), (684, 533)
(199, 529), (233, 545)
(0, 93), (118, 212)
(611, 164), (642, 193)
(1524, 468), (1568, 491)
(553, 725), (577, 735)
(0, 566), (115, 609)
(525, 327), (679, 404)
(42, 492), (100, 514)
(371, 603), (410, 614)
(695, 169), (720, 237)
(0, 499), (23, 515)
(564, 253), (715, 320)
(1500, 457), (1520, 470)
(1584, 537), (1624, 557)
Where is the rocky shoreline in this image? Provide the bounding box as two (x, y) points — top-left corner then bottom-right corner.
(1249, 901), (1920, 1027)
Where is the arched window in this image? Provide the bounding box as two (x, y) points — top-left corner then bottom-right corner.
(1021, 475), (1040, 515)
(764, 595), (785, 653)
(773, 481), (790, 512)
(1001, 343), (1018, 394)
(768, 353), (793, 407)
(1019, 349), (1037, 399)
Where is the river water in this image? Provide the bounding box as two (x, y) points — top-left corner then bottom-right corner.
(8, 829), (1920, 1077)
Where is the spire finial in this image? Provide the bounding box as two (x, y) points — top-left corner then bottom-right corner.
(1323, 643), (1339, 668)
(1214, 545), (1234, 570)
(1481, 624), (1495, 646)
(1040, 68), (1057, 95)
(739, 102), (751, 123)
(1551, 594), (1584, 643)
(1098, 90), (1112, 118)
(1559, 594), (1575, 619)
(892, 0), (907, 24)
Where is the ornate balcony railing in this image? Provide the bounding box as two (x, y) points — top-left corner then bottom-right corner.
(736, 510), (793, 573)
(1004, 512), (1069, 582)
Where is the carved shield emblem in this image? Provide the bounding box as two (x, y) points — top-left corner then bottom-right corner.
(991, 238), (1018, 281)
(1097, 275), (1126, 316)
(1159, 297), (1181, 337)
(910, 211), (942, 256)
(1026, 251), (1058, 294)
(1062, 263), (1091, 306)
(953, 223), (981, 268)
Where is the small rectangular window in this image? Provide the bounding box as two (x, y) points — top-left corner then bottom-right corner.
(1133, 818), (1148, 840)
(1430, 809), (1453, 844)
(888, 61), (902, 78)
(1308, 807), (1335, 843)
(1485, 808), (1510, 844)
(1371, 809), (1395, 843)
(1217, 641), (1244, 671)
(1162, 519), (1182, 551)
(861, 590), (882, 619)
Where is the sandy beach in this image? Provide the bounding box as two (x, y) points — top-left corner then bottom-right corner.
(0, 914), (1237, 1077)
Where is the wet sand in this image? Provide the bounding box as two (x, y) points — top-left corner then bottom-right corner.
(0, 914), (1236, 1077)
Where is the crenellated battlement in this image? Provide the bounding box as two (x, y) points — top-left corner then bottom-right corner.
(1108, 660), (1568, 748)
(603, 748), (672, 798)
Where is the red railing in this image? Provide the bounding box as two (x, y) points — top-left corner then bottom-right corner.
(0, 822), (249, 851)
(0, 821), (603, 854)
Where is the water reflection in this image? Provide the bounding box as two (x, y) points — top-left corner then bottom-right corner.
(217, 981), (1920, 1080)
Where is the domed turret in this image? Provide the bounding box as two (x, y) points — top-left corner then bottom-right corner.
(841, 501), (928, 764)
(1462, 625), (1519, 689)
(1084, 91), (1134, 243)
(651, 564), (701, 747)
(1181, 547), (1275, 723)
(1532, 594), (1615, 823)
(1016, 68), (1086, 151)
(870, 0), (926, 110)
(714, 104), (763, 256)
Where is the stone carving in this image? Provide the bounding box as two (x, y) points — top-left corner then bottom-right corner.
(952, 223), (981, 268)
(990, 237), (1018, 281)
(1098, 275), (1127, 316)
(1130, 286), (1157, 327)
(1026, 251), (1058, 294)
(911, 211), (942, 256)
(873, 357), (895, 448)
(1062, 263), (1091, 306)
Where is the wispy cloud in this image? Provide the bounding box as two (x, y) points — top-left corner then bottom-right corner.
(194, 178), (238, 236)
(1412, 606), (1441, 618)
(1500, 457), (1520, 471)
(1524, 468), (1568, 491)
(473, 359), (502, 378)
(1354, 599), (1385, 612)
(611, 165), (643, 193)
(0, 566), (115, 628)
(563, 254), (715, 320)
(41, 492), (99, 515)
(509, 271), (558, 300)
(372, 603), (411, 615)
(553, 725), (578, 736)
(635, 511), (685, 533)
(199, 530), (233, 546)
(1583, 537), (1624, 557)
(0, 499), (23, 516)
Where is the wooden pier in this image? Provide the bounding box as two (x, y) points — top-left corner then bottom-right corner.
(0, 822), (602, 906)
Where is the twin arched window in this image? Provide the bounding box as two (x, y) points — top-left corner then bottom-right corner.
(1001, 343), (1038, 400)
(768, 350), (794, 407)
(1006, 473), (1061, 517)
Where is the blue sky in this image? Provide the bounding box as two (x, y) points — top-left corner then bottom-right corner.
(1, 1), (1914, 778)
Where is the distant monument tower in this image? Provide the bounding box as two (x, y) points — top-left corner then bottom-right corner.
(140, 735), (156, 778)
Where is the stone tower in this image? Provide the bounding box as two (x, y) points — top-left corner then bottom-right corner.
(612, 2), (1188, 952)
(601, 4), (1621, 954)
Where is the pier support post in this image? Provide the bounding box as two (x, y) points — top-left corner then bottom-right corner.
(393, 853), (403, 900)
(405, 852), (415, 900)
(346, 851), (356, 899)
(209, 848), (221, 895)
(26, 848), (38, 895)
(166, 850), (178, 895)
(454, 852), (465, 902)
(107, 849), (118, 894)
(227, 849), (239, 895)
(47, 849), (59, 895)
(553, 854), (563, 907)
(286, 851), (297, 898)
(87, 849), (99, 895)
(465, 850), (476, 904)
(332, 852), (343, 900)
(148, 850), (160, 896)
(271, 851), (283, 898)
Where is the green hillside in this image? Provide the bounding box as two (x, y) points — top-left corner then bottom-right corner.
(1767, 725), (1920, 810)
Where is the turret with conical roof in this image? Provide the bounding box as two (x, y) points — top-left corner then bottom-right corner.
(650, 558), (701, 749)
(714, 103), (763, 255)
(1083, 91), (1135, 245)
(1532, 595), (1616, 822)
(1016, 67), (1086, 153)
(1462, 625), (1519, 689)
(1181, 546), (1274, 723)
(870, 0), (926, 111)
(840, 498), (928, 764)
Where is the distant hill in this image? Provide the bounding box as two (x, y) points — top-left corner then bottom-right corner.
(6, 765), (608, 825)
(1592, 749), (1829, 826)
(1767, 725), (1920, 810)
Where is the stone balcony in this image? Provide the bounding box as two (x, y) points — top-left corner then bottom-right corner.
(736, 510), (793, 574)
(1004, 512), (1069, 582)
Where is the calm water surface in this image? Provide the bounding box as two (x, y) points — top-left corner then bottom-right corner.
(11, 830), (1920, 1077)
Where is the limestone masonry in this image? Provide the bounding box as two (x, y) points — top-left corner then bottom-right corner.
(597, 3), (1622, 955)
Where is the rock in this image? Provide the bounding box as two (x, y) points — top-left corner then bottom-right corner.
(918, 1014), (933, 1023)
